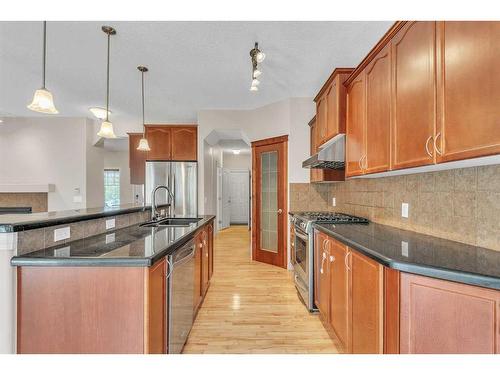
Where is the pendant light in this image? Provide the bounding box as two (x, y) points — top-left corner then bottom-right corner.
(97, 26), (117, 139)
(27, 21), (59, 114)
(136, 66), (151, 151)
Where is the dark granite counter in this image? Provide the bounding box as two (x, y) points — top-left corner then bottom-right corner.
(313, 222), (500, 290)
(0, 203), (166, 233)
(11, 215), (215, 267)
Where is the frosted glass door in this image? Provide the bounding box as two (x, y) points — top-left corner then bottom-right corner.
(260, 151), (278, 252)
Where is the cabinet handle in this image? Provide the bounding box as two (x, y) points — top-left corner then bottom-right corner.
(362, 155), (368, 170)
(425, 135), (434, 158)
(320, 251), (327, 274)
(358, 157), (363, 170)
(434, 132), (442, 156)
(344, 251), (351, 271)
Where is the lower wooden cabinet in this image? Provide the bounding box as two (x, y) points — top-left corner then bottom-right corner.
(314, 231), (331, 323)
(400, 273), (500, 354)
(194, 222), (215, 316)
(208, 223), (214, 280)
(194, 233), (203, 313)
(147, 258), (167, 354)
(201, 228), (210, 296)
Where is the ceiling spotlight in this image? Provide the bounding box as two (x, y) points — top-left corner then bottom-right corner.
(250, 86), (258, 92)
(232, 150), (241, 155)
(253, 68), (262, 78)
(251, 78), (260, 87)
(89, 107), (111, 120)
(256, 51), (266, 63)
(250, 42), (265, 93)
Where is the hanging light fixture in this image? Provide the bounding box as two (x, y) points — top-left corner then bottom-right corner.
(27, 21), (59, 114)
(136, 66), (151, 152)
(97, 26), (117, 139)
(249, 42), (265, 92)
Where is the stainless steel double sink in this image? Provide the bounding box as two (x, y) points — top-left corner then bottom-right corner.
(140, 217), (201, 228)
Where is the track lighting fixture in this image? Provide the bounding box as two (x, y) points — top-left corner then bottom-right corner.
(249, 42), (265, 92)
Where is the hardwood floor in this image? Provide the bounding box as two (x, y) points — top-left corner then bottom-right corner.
(183, 225), (339, 354)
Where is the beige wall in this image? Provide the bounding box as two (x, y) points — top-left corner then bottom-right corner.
(290, 164), (500, 251)
(103, 150), (135, 206)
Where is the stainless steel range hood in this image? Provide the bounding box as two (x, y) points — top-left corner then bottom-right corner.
(302, 133), (345, 169)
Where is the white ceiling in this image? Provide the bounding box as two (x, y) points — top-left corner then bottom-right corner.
(0, 21), (392, 132)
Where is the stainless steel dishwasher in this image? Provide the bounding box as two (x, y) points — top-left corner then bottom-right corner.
(167, 238), (195, 354)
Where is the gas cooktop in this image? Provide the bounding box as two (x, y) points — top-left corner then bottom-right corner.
(291, 212), (369, 231)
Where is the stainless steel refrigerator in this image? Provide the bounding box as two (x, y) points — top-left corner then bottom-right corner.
(145, 161), (198, 218)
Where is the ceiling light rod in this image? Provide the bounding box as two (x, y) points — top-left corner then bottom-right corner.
(136, 65), (151, 152)
(41, 21), (46, 88)
(97, 26), (117, 138)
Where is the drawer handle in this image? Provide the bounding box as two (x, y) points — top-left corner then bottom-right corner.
(434, 132), (442, 156)
(425, 135), (434, 158)
(344, 251), (351, 271)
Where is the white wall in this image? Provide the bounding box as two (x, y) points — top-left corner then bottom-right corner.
(222, 152), (251, 170)
(197, 97), (314, 215)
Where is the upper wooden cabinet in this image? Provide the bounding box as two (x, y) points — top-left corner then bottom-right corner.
(145, 126), (173, 161)
(365, 44), (391, 174)
(128, 133), (147, 185)
(346, 73), (366, 177)
(171, 126), (198, 161)
(314, 68), (354, 147)
(391, 21), (436, 170)
(145, 125), (197, 161)
(436, 21), (500, 163)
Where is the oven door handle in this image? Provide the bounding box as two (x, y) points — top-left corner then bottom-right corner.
(294, 230), (309, 241)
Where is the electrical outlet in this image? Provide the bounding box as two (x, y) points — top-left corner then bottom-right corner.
(401, 241), (409, 257)
(54, 246), (70, 257)
(54, 227), (70, 242)
(106, 218), (116, 230)
(106, 233), (115, 244)
(401, 202), (409, 218)
(332, 197), (336, 207)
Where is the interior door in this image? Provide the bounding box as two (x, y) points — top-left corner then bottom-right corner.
(228, 170), (250, 224)
(251, 135), (288, 268)
(221, 168), (231, 229)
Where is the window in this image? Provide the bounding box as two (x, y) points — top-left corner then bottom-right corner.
(104, 169), (120, 207)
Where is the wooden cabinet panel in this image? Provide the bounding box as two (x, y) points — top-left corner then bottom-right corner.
(349, 250), (383, 353)
(171, 126), (197, 161)
(146, 126), (172, 161)
(325, 82), (338, 140)
(436, 21), (500, 162)
(328, 239), (349, 350)
(392, 21), (436, 169)
(316, 96), (328, 145)
(201, 229), (209, 296)
(400, 273), (500, 354)
(147, 258), (166, 354)
(208, 223), (214, 280)
(128, 133), (146, 185)
(346, 74), (366, 177)
(193, 233), (202, 313)
(365, 45), (391, 174)
(314, 231), (330, 322)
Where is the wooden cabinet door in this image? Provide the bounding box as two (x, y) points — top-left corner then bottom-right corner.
(193, 233), (202, 313)
(365, 45), (391, 174)
(147, 258), (166, 353)
(128, 133), (146, 185)
(328, 238), (349, 351)
(391, 21), (436, 170)
(346, 73), (366, 177)
(316, 95), (328, 146)
(349, 249), (383, 353)
(171, 126), (197, 161)
(400, 273), (500, 354)
(325, 81), (338, 141)
(146, 126), (172, 160)
(314, 231), (330, 322)
(201, 229), (210, 296)
(436, 21), (500, 163)
(208, 223), (214, 280)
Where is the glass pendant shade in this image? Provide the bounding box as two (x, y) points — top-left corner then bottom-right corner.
(256, 51), (266, 63)
(27, 88), (59, 114)
(97, 120), (117, 138)
(137, 137), (151, 151)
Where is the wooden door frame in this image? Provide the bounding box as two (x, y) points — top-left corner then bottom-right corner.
(251, 135), (288, 269)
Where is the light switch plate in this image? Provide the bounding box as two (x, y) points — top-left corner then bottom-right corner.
(401, 241), (409, 257)
(332, 197), (336, 207)
(106, 218), (116, 230)
(401, 202), (409, 218)
(54, 227), (70, 242)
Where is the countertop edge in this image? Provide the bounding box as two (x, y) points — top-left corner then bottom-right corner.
(313, 223), (500, 291)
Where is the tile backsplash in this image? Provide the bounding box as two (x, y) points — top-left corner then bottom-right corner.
(290, 164), (500, 251)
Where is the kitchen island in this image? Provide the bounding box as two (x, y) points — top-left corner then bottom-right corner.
(10, 214), (215, 354)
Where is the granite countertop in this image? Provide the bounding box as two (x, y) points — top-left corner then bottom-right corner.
(0, 203), (166, 233)
(11, 215), (215, 267)
(314, 222), (500, 290)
